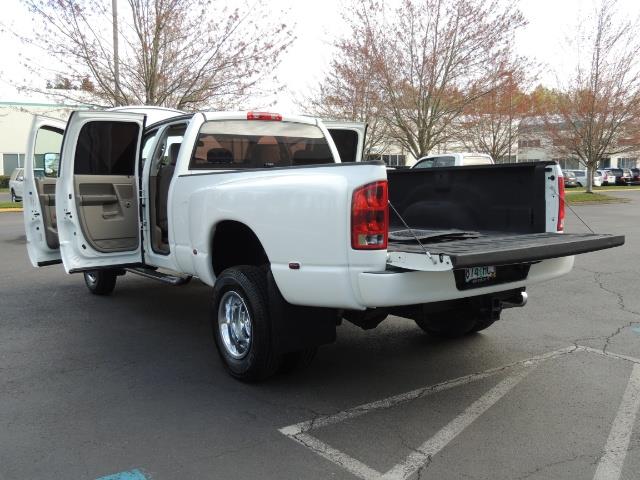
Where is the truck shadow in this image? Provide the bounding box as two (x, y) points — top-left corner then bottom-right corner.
(85, 275), (513, 402)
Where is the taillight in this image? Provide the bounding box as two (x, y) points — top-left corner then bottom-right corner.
(557, 175), (565, 232)
(247, 111), (282, 121)
(351, 181), (388, 250)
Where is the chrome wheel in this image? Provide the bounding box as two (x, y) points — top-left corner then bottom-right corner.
(218, 290), (252, 359)
(85, 272), (97, 286)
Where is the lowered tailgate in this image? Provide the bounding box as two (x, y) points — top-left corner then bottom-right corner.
(388, 232), (624, 270)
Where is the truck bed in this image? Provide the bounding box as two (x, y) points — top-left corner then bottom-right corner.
(386, 163), (625, 270)
(388, 232), (625, 268)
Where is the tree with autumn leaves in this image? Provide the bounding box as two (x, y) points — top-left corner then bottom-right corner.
(311, 0), (640, 178)
(543, 0), (640, 193)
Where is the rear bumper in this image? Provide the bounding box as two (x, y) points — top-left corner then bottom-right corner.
(355, 256), (574, 308)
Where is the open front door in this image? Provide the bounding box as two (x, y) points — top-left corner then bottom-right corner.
(57, 111), (145, 272)
(23, 116), (66, 267)
(324, 121), (367, 162)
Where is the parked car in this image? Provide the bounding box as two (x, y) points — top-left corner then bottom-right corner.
(22, 109), (624, 381)
(563, 170), (578, 187)
(630, 168), (640, 184)
(599, 170), (616, 186)
(606, 168), (632, 185)
(8, 167), (24, 202)
(413, 152), (494, 168)
(570, 169), (602, 187)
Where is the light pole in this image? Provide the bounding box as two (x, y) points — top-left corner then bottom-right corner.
(112, 0), (121, 105)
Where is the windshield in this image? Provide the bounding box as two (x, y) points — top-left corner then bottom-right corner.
(190, 120), (333, 169)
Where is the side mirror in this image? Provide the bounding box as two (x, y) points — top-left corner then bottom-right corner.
(43, 153), (60, 178)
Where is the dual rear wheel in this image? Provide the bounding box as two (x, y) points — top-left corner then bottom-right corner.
(211, 265), (316, 382)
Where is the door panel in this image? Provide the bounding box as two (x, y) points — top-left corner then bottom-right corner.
(23, 116), (66, 267)
(74, 175), (139, 252)
(57, 111), (145, 272)
(36, 177), (59, 249)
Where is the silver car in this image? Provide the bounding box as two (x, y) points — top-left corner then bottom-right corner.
(8, 168), (24, 202)
(571, 169), (602, 187)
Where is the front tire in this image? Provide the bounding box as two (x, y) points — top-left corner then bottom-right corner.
(212, 266), (281, 381)
(83, 270), (118, 295)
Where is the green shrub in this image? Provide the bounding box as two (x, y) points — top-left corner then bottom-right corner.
(0, 176), (9, 188)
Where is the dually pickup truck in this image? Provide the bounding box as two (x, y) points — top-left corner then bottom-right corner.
(23, 107), (624, 380)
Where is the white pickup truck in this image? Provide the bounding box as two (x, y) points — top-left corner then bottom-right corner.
(22, 108), (624, 381)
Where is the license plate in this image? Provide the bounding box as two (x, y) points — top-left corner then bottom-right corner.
(464, 266), (496, 284)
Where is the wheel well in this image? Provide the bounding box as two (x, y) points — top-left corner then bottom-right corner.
(211, 221), (269, 276)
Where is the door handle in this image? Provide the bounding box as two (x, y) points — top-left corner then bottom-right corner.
(79, 194), (118, 206)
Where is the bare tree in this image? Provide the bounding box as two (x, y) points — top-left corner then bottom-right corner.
(455, 59), (533, 162)
(371, 0), (527, 159)
(302, 3), (388, 158)
(545, 0), (640, 193)
(16, 0), (294, 110)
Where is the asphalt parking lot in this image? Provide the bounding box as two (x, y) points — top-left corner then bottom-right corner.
(1, 192), (639, 480)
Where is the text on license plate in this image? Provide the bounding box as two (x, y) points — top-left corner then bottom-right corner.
(464, 266), (496, 283)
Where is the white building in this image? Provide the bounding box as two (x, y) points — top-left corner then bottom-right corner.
(0, 101), (90, 176)
(517, 117), (639, 170)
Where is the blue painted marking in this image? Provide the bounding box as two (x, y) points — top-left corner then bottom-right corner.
(632, 326), (640, 335)
(95, 469), (147, 480)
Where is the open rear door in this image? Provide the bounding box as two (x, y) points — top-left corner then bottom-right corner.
(56, 111), (145, 272)
(23, 116), (66, 267)
(324, 121), (367, 162)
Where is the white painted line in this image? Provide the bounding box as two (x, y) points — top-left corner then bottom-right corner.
(381, 367), (533, 480)
(280, 346), (574, 437)
(291, 433), (384, 480)
(577, 345), (640, 365)
(280, 348), (572, 478)
(593, 364), (640, 480)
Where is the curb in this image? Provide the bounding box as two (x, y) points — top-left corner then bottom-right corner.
(0, 208), (23, 213)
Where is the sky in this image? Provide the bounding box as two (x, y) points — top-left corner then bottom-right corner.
(1, 0), (640, 112)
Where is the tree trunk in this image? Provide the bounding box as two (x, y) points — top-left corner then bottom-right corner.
(586, 165), (594, 194)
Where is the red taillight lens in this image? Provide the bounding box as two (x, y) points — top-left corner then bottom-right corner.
(557, 175), (565, 232)
(247, 111), (282, 121)
(351, 181), (388, 250)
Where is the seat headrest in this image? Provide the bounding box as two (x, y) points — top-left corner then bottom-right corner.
(292, 149), (333, 166)
(207, 148), (233, 164)
(249, 143), (282, 166)
(168, 143), (181, 166)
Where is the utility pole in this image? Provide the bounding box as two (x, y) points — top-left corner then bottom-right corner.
(507, 73), (513, 164)
(112, 0), (121, 105)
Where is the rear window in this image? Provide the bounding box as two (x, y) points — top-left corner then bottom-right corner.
(609, 168), (623, 175)
(190, 120), (334, 170)
(462, 155), (493, 166)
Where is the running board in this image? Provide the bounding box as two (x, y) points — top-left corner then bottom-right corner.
(126, 267), (192, 286)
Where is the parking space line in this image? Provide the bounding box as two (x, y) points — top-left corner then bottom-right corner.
(280, 347), (572, 478)
(381, 367), (533, 480)
(291, 432), (384, 480)
(280, 346), (574, 438)
(577, 345), (640, 365)
(593, 364), (640, 480)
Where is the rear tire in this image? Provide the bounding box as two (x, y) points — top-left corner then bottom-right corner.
(415, 308), (493, 338)
(10, 189), (18, 202)
(83, 270), (118, 295)
(211, 266), (281, 382)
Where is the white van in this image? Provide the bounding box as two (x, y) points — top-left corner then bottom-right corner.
(413, 152), (494, 168)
